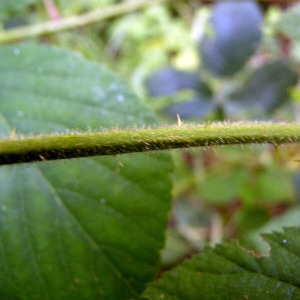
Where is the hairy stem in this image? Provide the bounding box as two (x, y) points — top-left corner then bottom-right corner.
(0, 122), (300, 165)
(0, 0), (167, 44)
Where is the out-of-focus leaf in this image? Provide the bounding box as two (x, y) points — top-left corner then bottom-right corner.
(175, 198), (211, 229)
(199, 1), (263, 77)
(276, 3), (300, 40)
(198, 169), (249, 205)
(0, 44), (173, 299)
(144, 227), (300, 300)
(160, 228), (193, 268)
(246, 206), (300, 253)
(234, 207), (269, 232)
(275, 3), (300, 62)
(145, 67), (204, 97)
(3, 16), (27, 29)
(254, 165), (295, 203)
(0, 0), (41, 22)
(231, 60), (297, 113)
(163, 96), (215, 119)
(173, 198), (212, 251)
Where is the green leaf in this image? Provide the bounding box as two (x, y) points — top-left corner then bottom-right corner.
(245, 205), (300, 253)
(0, 0), (42, 22)
(198, 169), (248, 205)
(276, 3), (300, 38)
(144, 227), (300, 300)
(254, 165), (295, 203)
(0, 44), (173, 299)
(234, 207), (269, 232)
(276, 4), (300, 58)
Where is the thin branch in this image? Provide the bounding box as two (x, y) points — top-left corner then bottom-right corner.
(0, 0), (168, 44)
(0, 122), (300, 165)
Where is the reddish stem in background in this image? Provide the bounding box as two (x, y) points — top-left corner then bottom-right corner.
(43, 0), (61, 21)
(277, 33), (292, 57)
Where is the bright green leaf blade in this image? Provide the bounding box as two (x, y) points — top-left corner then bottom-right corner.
(0, 44), (173, 299)
(0, 44), (156, 136)
(144, 227), (300, 300)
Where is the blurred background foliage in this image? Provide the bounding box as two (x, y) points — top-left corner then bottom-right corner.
(2, 0), (300, 268)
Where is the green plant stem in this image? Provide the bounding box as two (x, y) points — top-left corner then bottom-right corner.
(0, 0), (167, 44)
(1, 122), (300, 165)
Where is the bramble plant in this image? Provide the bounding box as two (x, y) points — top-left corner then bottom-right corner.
(1, 1), (300, 299)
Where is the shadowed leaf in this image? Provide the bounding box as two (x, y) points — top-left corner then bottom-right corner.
(199, 1), (262, 77)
